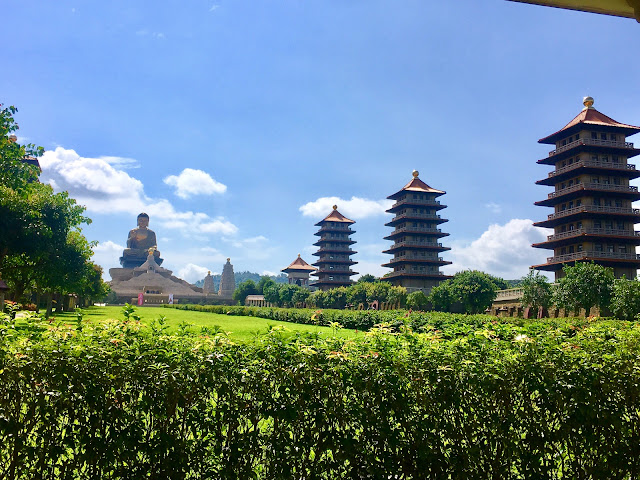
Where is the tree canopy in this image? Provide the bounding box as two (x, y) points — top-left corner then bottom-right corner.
(554, 262), (615, 315)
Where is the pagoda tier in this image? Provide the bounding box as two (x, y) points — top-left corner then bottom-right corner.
(532, 97), (640, 280)
(282, 254), (316, 289)
(381, 171), (452, 294)
(310, 206), (358, 291)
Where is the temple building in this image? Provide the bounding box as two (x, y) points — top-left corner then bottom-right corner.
(532, 97), (640, 279)
(218, 259), (236, 299)
(282, 254), (316, 288)
(202, 271), (215, 294)
(382, 170), (452, 294)
(310, 206), (358, 290)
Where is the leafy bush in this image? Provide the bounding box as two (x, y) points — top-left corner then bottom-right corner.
(1, 314), (640, 478)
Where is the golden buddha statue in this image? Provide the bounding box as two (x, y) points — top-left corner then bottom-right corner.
(120, 213), (163, 268)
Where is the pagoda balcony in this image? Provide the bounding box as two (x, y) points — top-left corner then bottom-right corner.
(384, 226), (447, 237)
(546, 159), (637, 179)
(385, 213), (447, 226)
(534, 205), (640, 228)
(390, 255), (445, 262)
(313, 258), (357, 265)
(546, 228), (640, 242)
(315, 226), (355, 234)
(546, 250), (640, 263)
(313, 247), (357, 255)
(384, 271), (452, 280)
(388, 199), (445, 211)
(548, 138), (634, 157)
(546, 183), (638, 200)
(314, 267), (356, 273)
(313, 238), (356, 246)
(382, 241), (450, 253)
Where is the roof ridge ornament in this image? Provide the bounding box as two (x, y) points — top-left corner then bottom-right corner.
(583, 96), (595, 110)
(412, 170), (419, 178)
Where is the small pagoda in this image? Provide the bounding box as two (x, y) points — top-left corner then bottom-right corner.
(282, 254), (316, 288)
(382, 170), (452, 293)
(532, 97), (640, 280)
(310, 206), (358, 290)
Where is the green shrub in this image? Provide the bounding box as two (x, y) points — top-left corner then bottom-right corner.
(1, 316), (639, 478)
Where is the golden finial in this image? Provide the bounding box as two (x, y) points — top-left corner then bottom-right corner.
(583, 96), (594, 109)
(297, 253), (301, 257)
(208, 270), (211, 275)
(412, 170), (419, 178)
(227, 258), (230, 262)
(332, 205), (337, 210)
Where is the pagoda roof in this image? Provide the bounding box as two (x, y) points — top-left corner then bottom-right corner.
(282, 254), (316, 273)
(388, 171), (445, 200)
(540, 97), (640, 144)
(315, 206), (355, 226)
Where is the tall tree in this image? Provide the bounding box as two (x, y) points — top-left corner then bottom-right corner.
(520, 270), (553, 315)
(554, 262), (615, 315)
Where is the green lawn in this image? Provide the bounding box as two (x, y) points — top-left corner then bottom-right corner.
(29, 305), (361, 342)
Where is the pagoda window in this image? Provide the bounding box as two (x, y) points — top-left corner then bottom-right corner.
(592, 155), (598, 162)
(561, 225), (567, 232)
(594, 220), (602, 228)
(614, 177), (621, 185)
(561, 247), (567, 255)
(605, 221), (613, 230)
(591, 176), (599, 183)
(595, 243), (603, 252)
(602, 155), (609, 162)
(612, 155), (620, 163)
(575, 133), (580, 140)
(576, 200), (582, 207)
(617, 221), (625, 230)
(577, 222), (583, 229)
(604, 199), (612, 207)
(568, 246), (575, 254)
(569, 224), (575, 231)
(611, 134), (617, 141)
(601, 133), (607, 141)
(619, 245), (627, 253)
(577, 244), (583, 252)
(602, 177), (610, 185)
(591, 132), (598, 140)
(607, 244), (615, 253)
(562, 139), (567, 146)
(593, 198), (601, 206)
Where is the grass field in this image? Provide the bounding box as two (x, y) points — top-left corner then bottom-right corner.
(23, 305), (361, 342)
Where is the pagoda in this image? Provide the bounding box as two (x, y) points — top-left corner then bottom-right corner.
(310, 206), (358, 290)
(382, 170), (452, 293)
(282, 254), (316, 288)
(532, 97), (640, 280)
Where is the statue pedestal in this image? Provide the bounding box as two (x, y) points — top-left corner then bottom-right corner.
(120, 251), (163, 269)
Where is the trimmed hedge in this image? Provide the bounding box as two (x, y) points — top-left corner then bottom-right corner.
(1, 316), (640, 478)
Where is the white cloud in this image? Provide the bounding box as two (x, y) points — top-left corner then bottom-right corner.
(442, 219), (551, 280)
(224, 235), (268, 249)
(209, 4), (220, 11)
(178, 263), (211, 283)
(261, 270), (278, 277)
(100, 156), (140, 169)
(163, 168), (226, 199)
(299, 196), (393, 220)
(39, 147), (238, 236)
(485, 202), (502, 214)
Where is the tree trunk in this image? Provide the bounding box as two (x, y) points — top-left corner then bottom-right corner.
(46, 293), (53, 319)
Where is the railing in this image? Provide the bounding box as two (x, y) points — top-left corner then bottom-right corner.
(549, 138), (634, 156)
(314, 247), (357, 254)
(390, 213), (443, 221)
(547, 251), (640, 263)
(546, 205), (640, 221)
(548, 183), (637, 199)
(495, 288), (525, 301)
(390, 226), (444, 234)
(387, 241), (444, 248)
(548, 159), (636, 177)
(318, 226), (354, 233)
(390, 199), (442, 210)
(386, 271), (445, 277)
(391, 256), (444, 261)
(546, 228), (640, 241)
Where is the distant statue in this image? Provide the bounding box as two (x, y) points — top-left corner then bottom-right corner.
(120, 213), (164, 268)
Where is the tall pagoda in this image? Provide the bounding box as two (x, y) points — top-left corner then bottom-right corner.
(382, 170), (452, 293)
(532, 97), (640, 280)
(282, 254), (316, 288)
(310, 206), (358, 290)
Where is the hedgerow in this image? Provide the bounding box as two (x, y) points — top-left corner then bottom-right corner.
(1, 312), (640, 479)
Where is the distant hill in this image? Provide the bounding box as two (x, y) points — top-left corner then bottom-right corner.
(194, 271), (288, 290)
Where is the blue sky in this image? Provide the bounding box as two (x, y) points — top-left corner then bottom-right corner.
(3, 1), (640, 282)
